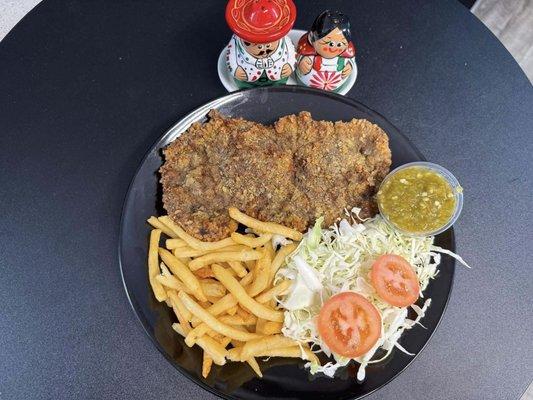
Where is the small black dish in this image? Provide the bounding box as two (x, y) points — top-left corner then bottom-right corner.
(119, 86), (455, 400)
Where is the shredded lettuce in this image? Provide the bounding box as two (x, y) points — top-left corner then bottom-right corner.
(276, 210), (468, 380)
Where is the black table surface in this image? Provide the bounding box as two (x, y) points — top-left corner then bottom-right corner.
(0, 1), (531, 399)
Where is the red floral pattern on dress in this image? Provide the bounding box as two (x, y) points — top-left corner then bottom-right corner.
(309, 71), (343, 91)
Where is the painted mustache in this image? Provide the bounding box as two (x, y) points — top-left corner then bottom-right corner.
(257, 49), (273, 56)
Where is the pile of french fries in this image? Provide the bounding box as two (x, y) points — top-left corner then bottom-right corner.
(147, 207), (319, 378)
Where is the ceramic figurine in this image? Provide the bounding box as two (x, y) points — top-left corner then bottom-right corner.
(296, 10), (356, 92)
(224, 0), (297, 88)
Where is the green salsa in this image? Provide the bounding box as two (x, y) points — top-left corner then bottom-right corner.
(377, 166), (456, 234)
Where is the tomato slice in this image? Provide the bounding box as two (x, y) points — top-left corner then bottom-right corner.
(370, 254), (420, 307)
(317, 292), (382, 358)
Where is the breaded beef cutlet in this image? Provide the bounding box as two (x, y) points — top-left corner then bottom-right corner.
(160, 111), (391, 241)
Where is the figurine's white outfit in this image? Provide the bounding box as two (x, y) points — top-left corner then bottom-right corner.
(225, 35), (295, 83)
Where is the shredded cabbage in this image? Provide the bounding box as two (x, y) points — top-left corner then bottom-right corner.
(276, 208), (469, 380)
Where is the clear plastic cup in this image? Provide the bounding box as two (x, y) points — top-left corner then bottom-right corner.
(377, 161), (463, 236)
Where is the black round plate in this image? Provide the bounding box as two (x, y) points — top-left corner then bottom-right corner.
(119, 86), (455, 400)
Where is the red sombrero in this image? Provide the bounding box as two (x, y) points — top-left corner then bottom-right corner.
(225, 0), (296, 44)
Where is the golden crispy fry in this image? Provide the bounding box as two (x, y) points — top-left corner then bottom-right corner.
(228, 208), (303, 241)
(189, 250), (262, 271)
(205, 295), (222, 304)
(168, 290), (192, 321)
(239, 335), (299, 361)
(236, 306), (252, 319)
(226, 347), (242, 362)
(158, 248), (207, 302)
(231, 232), (273, 248)
(191, 293), (239, 326)
(270, 243), (297, 282)
(174, 245), (249, 258)
(196, 335), (227, 366)
(240, 271), (254, 287)
(255, 317), (267, 334)
(261, 321), (283, 335)
(185, 323), (211, 347)
(194, 266), (216, 279)
(179, 292), (263, 342)
(246, 357), (263, 377)
(219, 314), (257, 326)
(167, 291), (192, 335)
(202, 351), (213, 378)
(200, 279), (227, 297)
(247, 247), (271, 297)
(254, 346), (319, 364)
(156, 274), (187, 292)
(254, 280), (292, 304)
(147, 217), (178, 238)
(226, 305), (238, 316)
(159, 216), (235, 250)
(165, 238), (188, 249)
(148, 229), (167, 302)
(158, 265), (223, 300)
(172, 322), (185, 337)
(212, 264), (284, 322)
(226, 261), (248, 278)
(172, 248), (191, 264)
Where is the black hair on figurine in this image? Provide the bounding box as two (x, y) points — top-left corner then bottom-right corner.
(309, 10), (351, 43)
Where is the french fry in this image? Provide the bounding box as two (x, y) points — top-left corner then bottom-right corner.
(158, 216), (235, 251)
(200, 279), (227, 297)
(172, 248), (191, 264)
(179, 292), (263, 342)
(194, 266), (216, 279)
(246, 357), (263, 377)
(226, 347), (242, 362)
(148, 229), (167, 302)
(156, 274), (188, 292)
(236, 306), (251, 319)
(174, 245), (249, 258)
(270, 243), (297, 282)
(240, 271), (254, 287)
(158, 268), (222, 299)
(261, 321), (283, 335)
(189, 250), (262, 271)
(167, 291), (192, 335)
(196, 335), (227, 366)
(239, 335), (300, 361)
(165, 238), (188, 249)
(255, 318), (267, 334)
(159, 248), (207, 302)
(168, 290), (192, 321)
(147, 217), (177, 238)
(231, 232), (273, 248)
(191, 293), (239, 326)
(185, 323), (211, 347)
(219, 314), (257, 326)
(244, 260), (255, 270)
(172, 322), (185, 337)
(212, 264), (284, 322)
(254, 346), (319, 364)
(226, 261), (248, 278)
(202, 351), (213, 378)
(226, 304), (238, 316)
(228, 207), (303, 241)
(255, 280), (292, 304)
(247, 246), (271, 297)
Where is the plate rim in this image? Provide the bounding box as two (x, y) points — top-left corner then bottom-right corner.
(118, 85), (456, 400)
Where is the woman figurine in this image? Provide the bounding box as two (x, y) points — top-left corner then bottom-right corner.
(296, 10), (356, 92)
(225, 0), (297, 88)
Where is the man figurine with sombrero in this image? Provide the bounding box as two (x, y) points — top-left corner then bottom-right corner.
(225, 0), (297, 88)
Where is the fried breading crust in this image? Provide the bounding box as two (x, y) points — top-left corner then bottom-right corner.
(160, 111), (391, 241)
